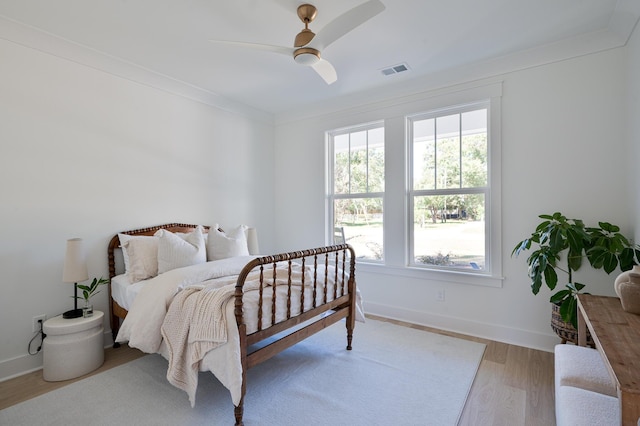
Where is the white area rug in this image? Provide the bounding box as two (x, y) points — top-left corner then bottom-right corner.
(1, 319), (485, 426)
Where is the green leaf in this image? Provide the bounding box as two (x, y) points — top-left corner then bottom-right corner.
(567, 247), (583, 272)
(559, 297), (578, 328)
(543, 264), (558, 291)
(618, 248), (635, 271)
(567, 282), (586, 292)
(565, 228), (584, 257)
(601, 253), (618, 274)
(550, 289), (570, 304)
(511, 239), (531, 257)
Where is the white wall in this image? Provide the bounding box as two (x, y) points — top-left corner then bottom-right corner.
(274, 47), (631, 352)
(0, 39), (275, 379)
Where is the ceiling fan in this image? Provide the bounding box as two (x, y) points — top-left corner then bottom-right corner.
(209, 0), (385, 84)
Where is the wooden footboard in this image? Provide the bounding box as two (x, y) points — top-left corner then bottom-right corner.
(232, 244), (356, 426)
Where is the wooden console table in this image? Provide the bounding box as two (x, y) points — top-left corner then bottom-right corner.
(577, 294), (640, 426)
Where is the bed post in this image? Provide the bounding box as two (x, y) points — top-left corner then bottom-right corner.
(235, 262), (253, 426)
(108, 235), (121, 348)
(234, 322), (247, 426)
(346, 244), (357, 350)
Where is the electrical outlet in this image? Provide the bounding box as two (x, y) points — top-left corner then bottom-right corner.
(32, 315), (46, 332)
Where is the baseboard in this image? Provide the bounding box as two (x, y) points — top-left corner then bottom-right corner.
(365, 302), (560, 353)
(0, 352), (44, 382)
(0, 329), (115, 382)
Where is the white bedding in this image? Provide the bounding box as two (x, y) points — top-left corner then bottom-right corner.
(115, 255), (363, 408)
(111, 274), (145, 311)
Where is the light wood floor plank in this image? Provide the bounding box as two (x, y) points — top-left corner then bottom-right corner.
(0, 344), (144, 410)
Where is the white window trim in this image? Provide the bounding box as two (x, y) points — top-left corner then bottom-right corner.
(325, 121), (385, 262)
(404, 90), (502, 285)
(325, 81), (503, 287)
(407, 100), (493, 274)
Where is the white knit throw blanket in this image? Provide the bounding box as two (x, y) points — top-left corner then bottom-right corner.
(161, 282), (245, 407)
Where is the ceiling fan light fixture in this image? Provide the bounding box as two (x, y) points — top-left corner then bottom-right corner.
(294, 48), (320, 66)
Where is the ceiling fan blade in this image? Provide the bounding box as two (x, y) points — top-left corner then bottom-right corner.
(209, 40), (294, 57)
(307, 0), (385, 51)
(311, 58), (337, 84)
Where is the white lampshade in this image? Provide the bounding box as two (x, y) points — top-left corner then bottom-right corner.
(246, 227), (260, 255)
(62, 238), (89, 283)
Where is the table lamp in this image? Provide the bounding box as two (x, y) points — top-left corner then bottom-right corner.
(62, 238), (89, 319)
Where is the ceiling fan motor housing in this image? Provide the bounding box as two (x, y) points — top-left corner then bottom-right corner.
(294, 47), (320, 65)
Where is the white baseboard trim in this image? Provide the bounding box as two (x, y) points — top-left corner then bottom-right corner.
(365, 302), (560, 353)
(0, 330), (115, 382)
(0, 352), (43, 383)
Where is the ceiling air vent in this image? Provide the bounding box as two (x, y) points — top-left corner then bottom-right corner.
(380, 63), (410, 76)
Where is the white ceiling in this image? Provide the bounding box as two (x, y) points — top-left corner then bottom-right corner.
(1, 0), (638, 118)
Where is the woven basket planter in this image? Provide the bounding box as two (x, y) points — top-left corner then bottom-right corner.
(551, 302), (594, 347)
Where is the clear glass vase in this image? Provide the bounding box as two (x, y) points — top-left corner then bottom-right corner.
(83, 300), (94, 318)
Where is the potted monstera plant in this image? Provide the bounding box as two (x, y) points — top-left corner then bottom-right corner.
(512, 212), (639, 343)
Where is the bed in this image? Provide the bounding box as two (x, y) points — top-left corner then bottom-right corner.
(107, 223), (359, 426)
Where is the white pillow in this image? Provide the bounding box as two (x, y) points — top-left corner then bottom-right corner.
(207, 225), (249, 261)
(122, 236), (159, 283)
(119, 234), (158, 278)
(155, 225), (207, 274)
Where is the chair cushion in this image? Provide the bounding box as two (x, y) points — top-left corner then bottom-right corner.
(554, 344), (617, 397)
(556, 385), (619, 426)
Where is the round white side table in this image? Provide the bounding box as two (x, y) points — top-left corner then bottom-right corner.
(43, 310), (105, 381)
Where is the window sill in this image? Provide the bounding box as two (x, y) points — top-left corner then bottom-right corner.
(354, 262), (504, 288)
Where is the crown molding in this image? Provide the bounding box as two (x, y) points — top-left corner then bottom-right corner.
(0, 15), (274, 124)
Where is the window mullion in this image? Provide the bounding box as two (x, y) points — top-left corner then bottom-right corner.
(459, 113), (462, 188)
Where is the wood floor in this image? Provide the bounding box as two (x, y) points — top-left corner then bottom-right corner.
(0, 316), (555, 425)
(371, 316), (556, 426)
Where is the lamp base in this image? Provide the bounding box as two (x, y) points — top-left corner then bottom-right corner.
(63, 308), (84, 319)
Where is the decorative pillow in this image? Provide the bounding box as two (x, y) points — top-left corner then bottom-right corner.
(122, 236), (159, 283)
(155, 225), (206, 274)
(119, 234), (158, 279)
(207, 224), (249, 261)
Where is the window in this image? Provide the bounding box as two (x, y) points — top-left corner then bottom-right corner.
(327, 123), (384, 261)
(408, 102), (490, 272)
(324, 82), (502, 284)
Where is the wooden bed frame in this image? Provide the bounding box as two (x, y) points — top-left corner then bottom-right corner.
(107, 223), (357, 426)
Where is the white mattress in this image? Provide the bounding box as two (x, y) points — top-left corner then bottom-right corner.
(111, 274), (147, 311)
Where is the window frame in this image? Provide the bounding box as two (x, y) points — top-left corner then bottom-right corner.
(326, 121), (385, 262)
(324, 81), (503, 287)
(407, 101), (492, 274)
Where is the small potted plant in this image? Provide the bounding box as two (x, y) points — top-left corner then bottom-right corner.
(75, 277), (108, 317)
(512, 212), (639, 343)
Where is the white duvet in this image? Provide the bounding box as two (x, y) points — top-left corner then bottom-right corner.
(115, 255), (363, 408)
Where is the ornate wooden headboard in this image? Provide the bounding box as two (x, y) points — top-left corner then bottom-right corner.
(107, 223), (210, 279)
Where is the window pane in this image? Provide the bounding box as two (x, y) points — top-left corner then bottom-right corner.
(461, 109), (488, 187)
(334, 134), (350, 194)
(333, 126), (385, 195)
(413, 118), (435, 190)
(413, 193), (485, 270)
(436, 114), (460, 189)
(350, 131), (368, 193)
(334, 197), (383, 261)
(368, 127), (385, 192)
